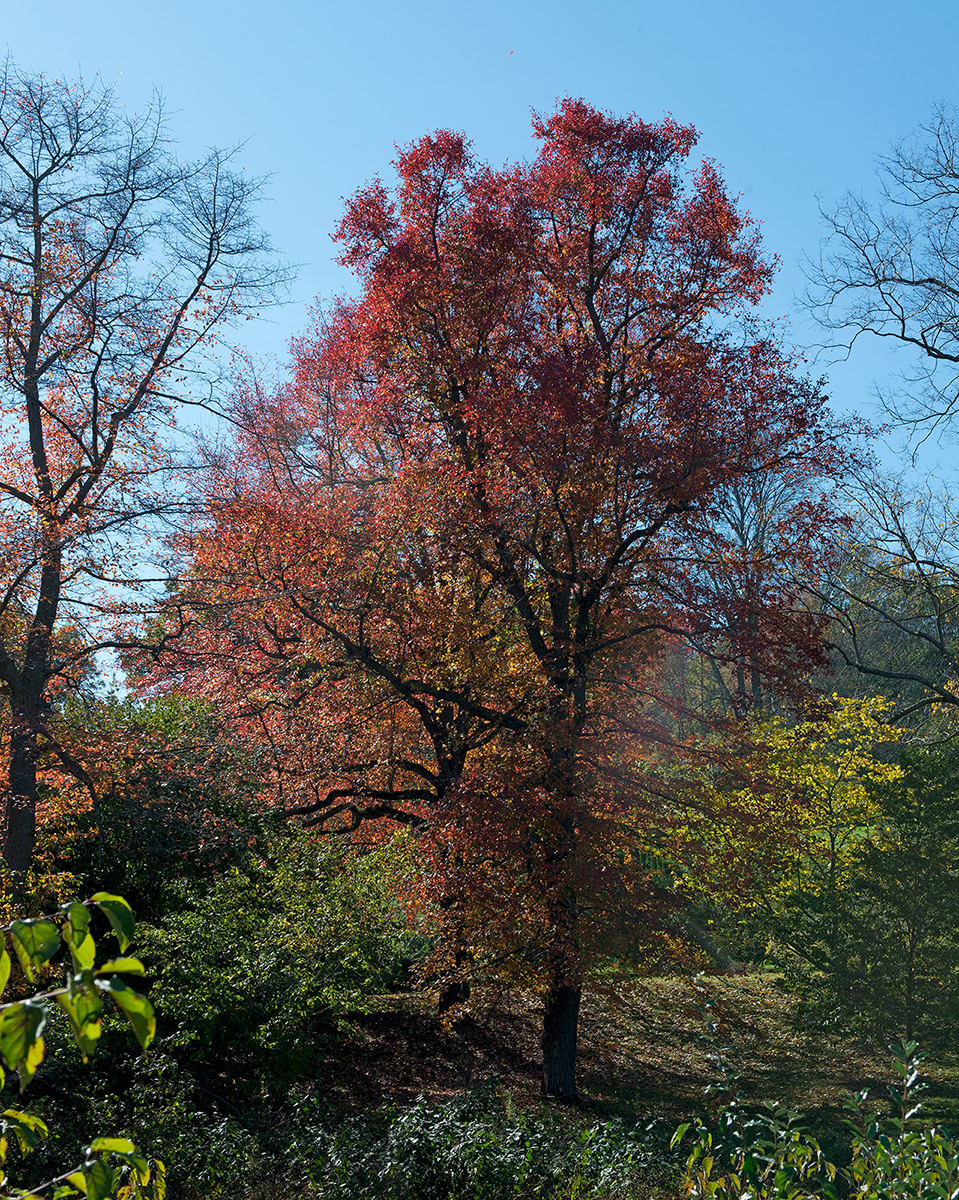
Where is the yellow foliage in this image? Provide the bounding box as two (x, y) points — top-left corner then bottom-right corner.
(684, 696), (904, 917)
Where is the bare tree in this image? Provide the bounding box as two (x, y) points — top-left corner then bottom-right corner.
(803, 106), (959, 719)
(807, 103), (959, 438)
(0, 62), (288, 871)
(811, 473), (959, 727)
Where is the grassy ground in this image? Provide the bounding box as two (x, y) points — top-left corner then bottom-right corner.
(320, 971), (959, 1129)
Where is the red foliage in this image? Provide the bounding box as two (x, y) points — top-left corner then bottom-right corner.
(156, 100), (858, 1097)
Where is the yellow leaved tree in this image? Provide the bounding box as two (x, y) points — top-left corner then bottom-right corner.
(679, 696), (902, 976)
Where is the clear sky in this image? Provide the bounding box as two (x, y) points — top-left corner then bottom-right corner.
(4, 0), (958, 442)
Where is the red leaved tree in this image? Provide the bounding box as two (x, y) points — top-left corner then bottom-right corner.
(162, 100), (852, 1097)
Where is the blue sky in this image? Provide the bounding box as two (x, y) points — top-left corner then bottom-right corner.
(5, 0), (958, 443)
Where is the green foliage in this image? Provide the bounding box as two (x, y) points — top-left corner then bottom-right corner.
(97, 1054), (275, 1200)
(676, 697), (903, 974)
(7, 1029), (277, 1200)
(673, 1103), (837, 1199)
(0, 895), (161, 1200)
(307, 1088), (665, 1199)
(674, 1040), (959, 1199)
(776, 746), (959, 1043)
(140, 830), (423, 1090)
(704, 705), (959, 1044)
(12, 812), (425, 1198)
(41, 693), (265, 927)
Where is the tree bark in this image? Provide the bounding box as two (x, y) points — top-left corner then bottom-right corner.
(5, 712), (39, 873)
(2, 550), (58, 873)
(436, 885), (474, 1015)
(541, 983), (581, 1100)
(437, 978), (471, 1014)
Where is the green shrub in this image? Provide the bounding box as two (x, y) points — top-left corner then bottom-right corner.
(305, 1087), (666, 1199)
(20, 1027), (295, 1200)
(0, 893), (161, 1200)
(141, 830), (421, 1087)
(11, 829), (425, 1199)
(674, 1040), (959, 1199)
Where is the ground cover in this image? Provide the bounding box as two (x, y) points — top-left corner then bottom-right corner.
(307, 973), (959, 1198)
(322, 972), (959, 1125)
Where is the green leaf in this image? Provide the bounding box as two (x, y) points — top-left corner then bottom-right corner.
(0, 948), (10, 998)
(2, 1108), (48, 1154)
(56, 987), (102, 1060)
(151, 1159), (166, 1200)
(100, 1142), (152, 1185)
(89, 1136), (135, 1154)
(110, 1148), (151, 1184)
(126, 1152), (151, 1183)
(19, 1036), (43, 1092)
(65, 1170), (87, 1193)
(90, 894), (134, 953)
(10, 920), (60, 983)
(63, 903), (95, 972)
(83, 1158), (115, 1200)
(96, 958), (145, 975)
(0, 1003), (47, 1088)
(95, 978), (155, 1049)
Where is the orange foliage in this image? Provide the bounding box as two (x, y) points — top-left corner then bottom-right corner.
(152, 100), (856, 1096)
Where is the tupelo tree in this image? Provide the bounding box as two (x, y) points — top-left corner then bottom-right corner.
(170, 100), (851, 1098)
(0, 62), (285, 871)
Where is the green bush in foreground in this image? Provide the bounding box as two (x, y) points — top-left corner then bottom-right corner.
(140, 831), (423, 1091)
(306, 1087), (667, 1199)
(0, 893), (160, 1200)
(4, 830), (426, 1200)
(674, 1039), (959, 1198)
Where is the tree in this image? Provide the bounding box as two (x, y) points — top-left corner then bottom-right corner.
(34, 691), (268, 921)
(669, 468), (848, 722)
(723, 704), (959, 1044)
(809, 472), (959, 725)
(0, 63), (285, 871)
(693, 697), (903, 974)
(807, 102), (959, 437)
(803, 108), (959, 716)
(168, 100), (850, 1098)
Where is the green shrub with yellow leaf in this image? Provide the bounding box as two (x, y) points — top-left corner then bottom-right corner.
(690, 698), (959, 1043)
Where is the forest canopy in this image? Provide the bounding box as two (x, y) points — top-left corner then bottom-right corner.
(1, 64), (959, 1200)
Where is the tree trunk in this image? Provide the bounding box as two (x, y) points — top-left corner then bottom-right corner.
(437, 978), (471, 1015)
(436, 888), (473, 1015)
(541, 983), (581, 1100)
(5, 712), (38, 872)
